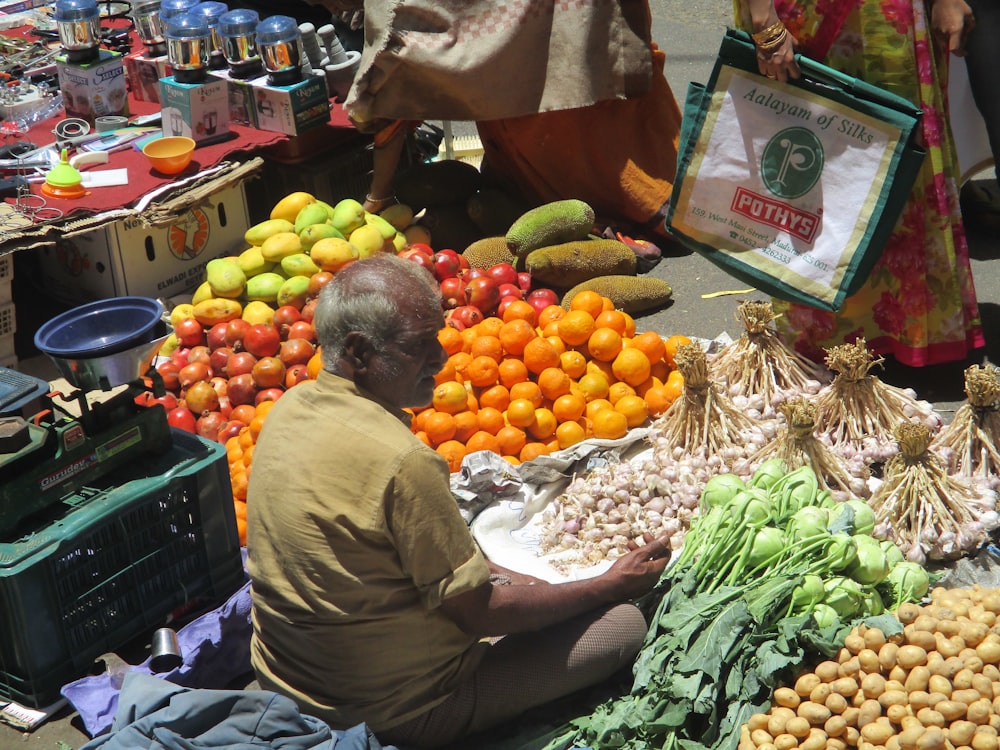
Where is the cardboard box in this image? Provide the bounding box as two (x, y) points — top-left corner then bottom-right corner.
(36, 183), (250, 305)
(248, 72), (330, 136)
(124, 51), (171, 103)
(159, 75), (230, 145)
(56, 50), (129, 125)
(207, 69), (255, 126)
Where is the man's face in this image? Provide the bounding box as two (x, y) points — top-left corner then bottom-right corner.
(365, 306), (446, 409)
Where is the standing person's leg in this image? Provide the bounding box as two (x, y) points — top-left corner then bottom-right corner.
(363, 120), (410, 213)
(964, 0), (1000, 187)
(377, 603), (647, 749)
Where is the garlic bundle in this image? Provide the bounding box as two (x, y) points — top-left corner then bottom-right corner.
(931, 364), (1000, 486)
(869, 422), (998, 562)
(814, 338), (942, 465)
(748, 397), (870, 501)
(709, 300), (829, 406)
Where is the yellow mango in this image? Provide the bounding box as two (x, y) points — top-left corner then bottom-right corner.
(169, 303), (195, 328)
(270, 191), (316, 224)
(403, 224), (432, 247)
(309, 237), (358, 272)
(331, 198), (366, 235)
(391, 232), (407, 252)
(242, 300), (275, 325)
(300, 223), (344, 250)
(237, 246), (276, 277)
(191, 280), (214, 306)
(245, 272), (287, 303)
(349, 224), (390, 259)
(192, 298), (242, 326)
(206, 257), (247, 299)
(158, 332), (180, 358)
(294, 202), (331, 235)
(245, 218), (295, 246)
(260, 231), (303, 263)
(280, 252), (321, 278)
(276, 275), (310, 309)
(379, 202), (414, 231)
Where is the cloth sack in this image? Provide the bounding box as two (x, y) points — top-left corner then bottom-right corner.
(665, 29), (925, 312)
(345, 0), (653, 127)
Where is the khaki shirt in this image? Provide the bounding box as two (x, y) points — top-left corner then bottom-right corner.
(246, 370), (491, 731)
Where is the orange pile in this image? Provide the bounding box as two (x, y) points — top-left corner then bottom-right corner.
(413, 291), (691, 471)
(223, 399), (278, 545)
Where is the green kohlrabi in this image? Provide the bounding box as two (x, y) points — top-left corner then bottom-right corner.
(700, 473), (746, 510)
(785, 506), (830, 543)
(749, 458), (786, 491)
(823, 576), (865, 619)
(847, 534), (890, 586)
(882, 561), (931, 609)
(790, 574), (826, 614)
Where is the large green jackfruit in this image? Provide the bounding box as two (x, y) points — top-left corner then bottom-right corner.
(463, 236), (515, 269)
(525, 240), (636, 288)
(561, 275), (673, 314)
(505, 199), (595, 258)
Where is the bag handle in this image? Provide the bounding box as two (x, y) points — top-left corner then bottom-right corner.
(719, 29), (922, 119)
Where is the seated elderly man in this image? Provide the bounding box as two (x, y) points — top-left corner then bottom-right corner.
(246, 254), (670, 749)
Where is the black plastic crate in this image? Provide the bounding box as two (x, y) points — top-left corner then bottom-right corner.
(0, 429), (244, 708)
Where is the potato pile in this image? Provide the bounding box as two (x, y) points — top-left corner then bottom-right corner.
(740, 586), (1000, 750)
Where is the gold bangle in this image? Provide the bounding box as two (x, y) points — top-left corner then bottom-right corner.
(752, 19), (786, 45)
(755, 27), (788, 54)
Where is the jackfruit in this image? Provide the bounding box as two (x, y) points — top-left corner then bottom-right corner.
(394, 159), (482, 211)
(505, 199), (596, 258)
(463, 236), (515, 269)
(524, 240), (636, 288)
(560, 275), (673, 314)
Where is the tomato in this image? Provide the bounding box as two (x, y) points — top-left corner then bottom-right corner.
(174, 317), (206, 348)
(439, 277), (466, 309)
(243, 323), (281, 358)
(465, 276), (500, 315)
(487, 262), (519, 287)
(252, 356), (286, 389)
(432, 249), (462, 281)
(167, 405), (197, 432)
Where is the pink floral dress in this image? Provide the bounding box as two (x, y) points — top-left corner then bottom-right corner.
(734, 0), (984, 366)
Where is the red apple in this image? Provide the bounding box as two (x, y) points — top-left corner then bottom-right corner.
(487, 262), (519, 287)
(432, 249), (462, 281)
(526, 287), (561, 317)
(518, 272), (533, 292)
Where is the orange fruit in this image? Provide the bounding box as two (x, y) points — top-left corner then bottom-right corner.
(241, 443), (254, 468)
(538, 305), (567, 329)
(545, 335), (567, 356)
(592, 408), (628, 439)
(612, 348), (652, 387)
(432, 380), (469, 414)
(496, 425), (527, 456)
(585, 398), (615, 421)
(506, 398), (538, 428)
(501, 299), (537, 326)
(555, 420), (587, 450)
(631, 330), (666, 364)
(238, 426), (255, 451)
(569, 290), (606, 318)
(231, 469), (249, 502)
(498, 358), (530, 389)
(255, 400), (276, 418)
(528, 407), (557, 440)
(576, 371), (610, 402)
(478, 384), (510, 411)
(519, 441), (551, 463)
(446, 351), (473, 381)
(466, 390), (479, 414)
(593, 309), (628, 335)
(466, 355), (501, 388)
(556, 310), (596, 347)
(499, 318), (537, 356)
(541, 320), (562, 338)
(663, 371), (685, 403)
(424, 411), (457, 445)
(664, 334), (693, 368)
(615, 394), (650, 428)
(643, 385), (675, 417)
(307, 350), (324, 380)
(522, 336), (561, 375)
(537, 366), (571, 401)
(559, 349), (588, 379)
(460, 326), (478, 353)
(437, 326), (464, 356)
(635, 375), (665, 397)
(230, 403), (257, 427)
(551, 392), (586, 423)
(453, 410), (480, 443)
(607, 381), (637, 405)
(477, 316), (505, 338)
(621, 312), (636, 338)
(433, 359), (457, 386)
(436, 439), (467, 472)
(587, 327), (623, 362)
(414, 430), (431, 446)
(476, 406), (506, 435)
(249, 415), (267, 439)
(650, 360), (671, 383)
(465, 430), (501, 455)
(470, 334), (504, 363)
(509, 380), (543, 407)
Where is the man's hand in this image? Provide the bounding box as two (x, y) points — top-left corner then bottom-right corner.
(603, 533), (672, 600)
(932, 0), (975, 55)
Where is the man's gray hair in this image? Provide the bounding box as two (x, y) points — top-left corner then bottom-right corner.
(313, 254), (442, 370)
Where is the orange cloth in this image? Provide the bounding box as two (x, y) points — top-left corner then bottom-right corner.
(476, 47), (681, 242)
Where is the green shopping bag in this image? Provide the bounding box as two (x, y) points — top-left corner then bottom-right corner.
(665, 29), (925, 312)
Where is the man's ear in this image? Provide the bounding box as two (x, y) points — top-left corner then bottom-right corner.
(342, 330), (373, 374)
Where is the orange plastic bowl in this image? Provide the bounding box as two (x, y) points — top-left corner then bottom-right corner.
(143, 136), (195, 174)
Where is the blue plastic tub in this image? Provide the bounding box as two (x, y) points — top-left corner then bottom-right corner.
(34, 297), (164, 359)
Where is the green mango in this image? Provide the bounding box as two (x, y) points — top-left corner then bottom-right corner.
(364, 211), (398, 241)
(237, 246), (276, 278)
(294, 202), (332, 235)
(299, 222), (345, 250)
(280, 252), (321, 278)
(277, 275), (310, 309)
(331, 198), (366, 235)
(245, 272), (286, 303)
(314, 199), (336, 221)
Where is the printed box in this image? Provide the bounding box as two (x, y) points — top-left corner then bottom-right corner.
(248, 72), (330, 136)
(159, 75), (230, 145)
(124, 51), (171, 103)
(56, 50), (129, 125)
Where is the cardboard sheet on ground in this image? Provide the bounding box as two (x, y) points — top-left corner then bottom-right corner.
(461, 432), (652, 583)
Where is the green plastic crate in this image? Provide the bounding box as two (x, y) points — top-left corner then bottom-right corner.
(0, 429), (245, 708)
